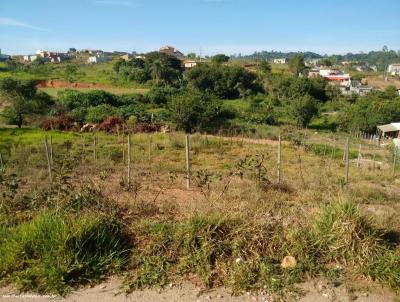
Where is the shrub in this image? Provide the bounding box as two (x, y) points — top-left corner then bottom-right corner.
(97, 117), (125, 133)
(0, 212), (130, 295)
(40, 114), (75, 131)
(85, 104), (118, 123)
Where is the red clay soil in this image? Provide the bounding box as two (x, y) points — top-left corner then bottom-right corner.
(35, 80), (110, 89)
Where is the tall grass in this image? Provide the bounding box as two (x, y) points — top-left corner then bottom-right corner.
(0, 212), (130, 295)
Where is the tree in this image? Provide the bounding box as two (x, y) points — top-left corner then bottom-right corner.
(211, 54), (230, 64)
(168, 90), (222, 133)
(0, 78), (38, 128)
(144, 52), (182, 84)
(319, 58), (333, 67)
(150, 59), (163, 83)
(288, 54), (305, 77)
(185, 64), (262, 99)
(288, 95), (318, 127)
(385, 85), (398, 99)
(259, 60), (271, 74)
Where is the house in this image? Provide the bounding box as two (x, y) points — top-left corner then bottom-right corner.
(23, 55), (38, 62)
(273, 58), (287, 64)
(388, 64), (400, 76)
(159, 46), (184, 60)
(308, 69), (320, 78)
(183, 60), (197, 69)
(377, 122), (400, 139)
(120, 54), (131, 61)
(305, 58), (320, 67)
(319, 69), (350, 87)
(87, 55), (110, 64)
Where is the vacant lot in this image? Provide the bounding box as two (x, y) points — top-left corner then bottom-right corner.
(0, 128), (399, 301)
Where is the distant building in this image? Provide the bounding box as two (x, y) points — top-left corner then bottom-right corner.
(23, 55), (38, 62)
(308, 69), (320, 78)
(183, 60), (197, 69)
(88, 55), (110, 64)
(0, 49), (10, 61)
(273, 58), (287, 64)
(319, 69), (350, 87)
(388, 64), (400, 76)
(120, 54), (131, 61)
(159, 46), (184, 60)
(377, 122), (400, 139)
(305, 58), (320, 67)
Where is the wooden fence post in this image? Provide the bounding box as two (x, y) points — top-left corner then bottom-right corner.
(277, 135), (281, 183)
(357, 144), (362, 168)
(185, 135), (191, 189)
(345, 137), (349, 184)
(148, 134), (152, 161)
(93, 136), (97, 163)
(0, 152), (3, 169)
(127, 133), (131, 186)
(44, 136), (52, 184)
(49, 136), (53, 165)
(393, 147), (398, 178)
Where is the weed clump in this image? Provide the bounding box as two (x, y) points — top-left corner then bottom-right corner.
(0, 212), (130, 295)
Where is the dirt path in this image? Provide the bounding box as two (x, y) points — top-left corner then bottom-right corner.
(206, 134), (284, 146)
(0, 278), (396, 302)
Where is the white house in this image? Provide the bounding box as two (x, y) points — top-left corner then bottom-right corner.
(273, 58), (287, 64)
(87, 55), (109, 64)
(184, 60), (197, 69)
(23, 55), (38, 62)
(388, 64), (400, 76)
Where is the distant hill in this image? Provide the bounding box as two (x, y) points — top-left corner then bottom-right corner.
(231, 51), (322, 61)
(232, 48), (400, 71)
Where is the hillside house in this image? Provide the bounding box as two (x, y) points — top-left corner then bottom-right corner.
(87, 55), (110, 64)
(120, 54), (131, 61)
(184, 60), (197, 69)
(305, 58), (320, 67)
(319, 69), (350, 87)
(159, 46), (184, 60)
(377, 122), (400, 139)
(23, 55), (38, 62)
(273, 58), (287, 64)
(388, 64), (400, 76)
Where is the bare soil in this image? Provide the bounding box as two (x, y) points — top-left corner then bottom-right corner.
(35, 80), (112, 89)
(0, 278), (396, 302)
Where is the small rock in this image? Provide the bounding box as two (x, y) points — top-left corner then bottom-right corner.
(280, 256), (297, 269)
(169, 283), (173, 288)
(331, 280), (342, 288)
(100, 285), (107, 289)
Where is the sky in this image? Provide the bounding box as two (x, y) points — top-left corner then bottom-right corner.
(1, 0), (400, 56)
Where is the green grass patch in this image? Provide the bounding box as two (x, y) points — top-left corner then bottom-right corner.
(0, 211), (130, 295)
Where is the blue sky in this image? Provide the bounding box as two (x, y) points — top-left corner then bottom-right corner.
(1, 0), (399, 56)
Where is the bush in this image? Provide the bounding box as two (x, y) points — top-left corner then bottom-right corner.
(85, 104), (118, 123)
(168, 90), (223, 132)
(98, 117), (125, 133)
(40, 114), (75, 131)
(185, 64), (262, 99)
(0, 212), (130, 295)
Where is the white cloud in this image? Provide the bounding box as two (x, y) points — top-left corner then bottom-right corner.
(0, 17), (47, 31)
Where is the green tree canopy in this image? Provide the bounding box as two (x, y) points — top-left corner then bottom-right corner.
(288, 54), (305, 77)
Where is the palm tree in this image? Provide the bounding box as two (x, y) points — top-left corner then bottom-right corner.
(150, 60), (162, 83)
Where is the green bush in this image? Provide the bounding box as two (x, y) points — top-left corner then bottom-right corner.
(85, 104), (118, 123)
(0, 212), (130, 295)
